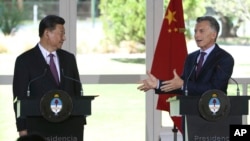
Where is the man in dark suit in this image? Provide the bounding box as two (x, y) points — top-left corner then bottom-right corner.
(13, 15), (83, 136)
(138, 15), (234, 96)
(137, 16), (234, 139)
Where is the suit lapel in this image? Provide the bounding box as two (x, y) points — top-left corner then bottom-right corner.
(198, 45), (221, 77)
(33, 45), (48, 68)
(35, 45), (60, 86)
(56, 50), (65, 87)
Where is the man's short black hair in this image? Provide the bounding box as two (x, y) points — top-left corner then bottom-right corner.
(39, 15), (65, 37)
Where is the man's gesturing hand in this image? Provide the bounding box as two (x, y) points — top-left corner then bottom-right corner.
(137, 70), (158, 92)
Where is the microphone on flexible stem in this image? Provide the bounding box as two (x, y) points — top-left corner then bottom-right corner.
(61, 69), (84, 96)
(184, 63), (197, 96)
(27, 68), (48, 97)
(217, 65), (240, 96)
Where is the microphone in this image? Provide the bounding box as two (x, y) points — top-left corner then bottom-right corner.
(27, 68), (48, 97)
(217, 65), (240, 96)
(61, 69), (84, 96)
(184, 63), (197, 96)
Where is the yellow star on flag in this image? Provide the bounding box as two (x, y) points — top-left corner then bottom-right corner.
(165, 9), (177, 25)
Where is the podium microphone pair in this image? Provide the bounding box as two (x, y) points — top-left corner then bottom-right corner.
(184, 63), (197, 96)
(61, 69), (84, 96)
(184, 63), (240, 96)
(27, 68), (48, 97)
(26, 68), (84, 97)
(217, 65), (240, 96)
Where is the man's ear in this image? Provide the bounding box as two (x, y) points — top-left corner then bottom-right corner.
(212, 31), (217, 40)
(44, 29), (50, 38)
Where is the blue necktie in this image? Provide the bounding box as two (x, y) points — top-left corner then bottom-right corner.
(49, 54), (59, 85)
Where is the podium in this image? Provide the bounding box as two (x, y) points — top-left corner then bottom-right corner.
(168, 90), (250, 141)
(18, 90), (97, 141)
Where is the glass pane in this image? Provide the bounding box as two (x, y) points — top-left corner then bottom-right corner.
(0, 85), (18, 141)
(76, 0), (146, 75)
(0, 1), (60, 140)
(83, 84), (145, 141)
(0, 0), (59, 75)
(76, 1), (146, 140)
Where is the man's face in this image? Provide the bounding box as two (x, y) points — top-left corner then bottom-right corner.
(46, 24), (66, 51)
(194, 21), (217, 50)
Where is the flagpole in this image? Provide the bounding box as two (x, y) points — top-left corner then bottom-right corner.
(172, 124), (178, 141)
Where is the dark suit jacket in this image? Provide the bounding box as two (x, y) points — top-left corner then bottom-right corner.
(155, 43), (234, 96)
(13, 44), (83, 131)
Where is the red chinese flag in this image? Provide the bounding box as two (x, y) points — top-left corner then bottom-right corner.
(150, 0), (187, 133)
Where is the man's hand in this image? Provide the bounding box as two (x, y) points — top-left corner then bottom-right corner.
(160, 69), (183, 92)
(19, 130), (28, 136)
(137, 70), (158, 92)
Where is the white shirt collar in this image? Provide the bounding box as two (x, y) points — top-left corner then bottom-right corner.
(38, 43), (58, 64)
(38, 43), (57, 57)
(200, 44), (215, 55)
